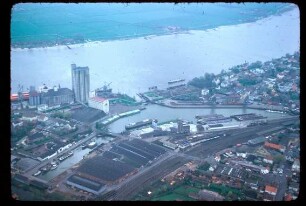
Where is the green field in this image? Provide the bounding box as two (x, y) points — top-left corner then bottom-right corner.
(174, 186), (200, 195)
(153, 193), (195, 201)
(151, 185), (199, 201)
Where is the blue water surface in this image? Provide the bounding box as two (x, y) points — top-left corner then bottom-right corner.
(11, 3), (294, 47)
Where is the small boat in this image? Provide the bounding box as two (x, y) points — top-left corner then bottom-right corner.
(87, 141), (97, 149)
(40, 166), (50, 174)
(50, 164), (58, 170)
(81, 144), (86, 150)
(265, 109), (284, 114)
(33, 170), (41, 176)
(59, 151), (74, 161)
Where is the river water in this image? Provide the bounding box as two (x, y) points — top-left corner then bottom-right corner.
(108, 104), (288, 133)
(10, 6), (299, 96)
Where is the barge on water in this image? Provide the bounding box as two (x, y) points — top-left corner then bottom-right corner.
(195, 114), (224, 119)
(40, 163), (52, 174)
(230, 113), (266, 121)
(265, 109), (284, 114)
(125, 119), (155, 130)
(100, 115), (120, 126)
(87, 141), (97, 149)
(58, 151), (74, 161)
(196, 114), (232, 124)
(118, 109), (141, 118)
(33, 170), (41, 176)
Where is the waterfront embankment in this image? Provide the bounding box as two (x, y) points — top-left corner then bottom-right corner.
(157, 99), (286, 111)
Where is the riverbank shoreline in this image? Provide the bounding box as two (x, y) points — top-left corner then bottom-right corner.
(11, 6), (299, 96)
(11, 5), (296, 51)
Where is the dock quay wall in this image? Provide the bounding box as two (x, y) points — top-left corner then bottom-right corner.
(156, 101), (285, 111)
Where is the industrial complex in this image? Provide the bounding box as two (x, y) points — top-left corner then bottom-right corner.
(11, 53), (300, 201)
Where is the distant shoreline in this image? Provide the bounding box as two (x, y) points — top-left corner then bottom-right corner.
(10, 6), (299, 95)
(11, 5), (295, 51)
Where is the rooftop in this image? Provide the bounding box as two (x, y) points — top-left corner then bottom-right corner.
(77, 155), (135, 182)
(265, 185), (278, 194)
(15, 158), (40, 172)
(90, 96), (107, 103)
(67, 174), (104, 192)
(40, 88), (73, 98)
(264, 142), (282, 150)
(71, 106), (106, 123)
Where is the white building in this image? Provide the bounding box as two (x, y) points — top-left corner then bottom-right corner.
(263, 156), (274, 164)
(201, 89), (210, 96)
(260, 167), (270, 175)
(21, 113), (38, 122)
(292, 159), (300, 172)
(37, 104), (48, 112)
(88, 96), (109, 114)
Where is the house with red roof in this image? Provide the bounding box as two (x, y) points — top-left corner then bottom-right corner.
(265, 185), (278, 196)
(264, 142), (285, 153)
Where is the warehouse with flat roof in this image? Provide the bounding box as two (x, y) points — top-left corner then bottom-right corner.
(66, 174), (106, 195)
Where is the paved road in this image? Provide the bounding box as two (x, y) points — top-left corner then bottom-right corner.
(263, 173), (287, 201)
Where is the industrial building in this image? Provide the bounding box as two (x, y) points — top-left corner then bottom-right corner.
(177, 120), (190, 134)
(71, 64), (90, 103)
(88, 96), (109, 114)
(66, 174), (106, 195)
(40, 86), (74, 107)
(29, 90), (41, 106)
(10, 92), (29, 102)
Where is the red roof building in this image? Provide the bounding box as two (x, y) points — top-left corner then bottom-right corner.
(11, 94), (18, 101)
(88, 97), (109, 114)
(264, 142), (284, 151)
(284, 194), (293, 201)
(90, 96), (107, 103)
(265, 185), (278, 196)
(10, 92), (29, 101)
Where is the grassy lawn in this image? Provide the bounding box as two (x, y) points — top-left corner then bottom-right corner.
(151, 185), (199, 201)
(174, 186), (200, 196)
(204, 183), (242, 196)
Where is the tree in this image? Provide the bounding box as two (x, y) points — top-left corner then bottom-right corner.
(188, 73), (215, 89)
(198, 162), (210, 171)
(227, 191), (234, 200)
(230, 66), (240, 74)
(273, 154), (285, 164)
(248, 61), (262, 70)
(238, 78), (257, 86)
